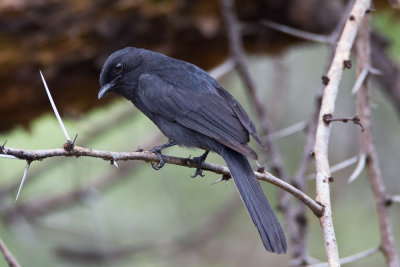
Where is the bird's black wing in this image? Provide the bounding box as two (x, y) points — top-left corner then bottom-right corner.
(213, 83), (265, 149)
(138, 73), (258, 159)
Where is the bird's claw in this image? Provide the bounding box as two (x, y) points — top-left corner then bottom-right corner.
(151, 148), (165, 170)
(190, 168), (205, 178)
(190, 151), (209, 178)
(149, 141), (176, 171)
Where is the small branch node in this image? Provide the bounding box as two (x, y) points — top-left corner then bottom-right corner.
(256, 161), (265, 173)
(314, 201), (325, 218)
(383, 197), (393, 207)
(343, 60), (352, 69)
(321, 75), (330, 85)
(63, 140), (74, 152)
(322, 114), (333, 125)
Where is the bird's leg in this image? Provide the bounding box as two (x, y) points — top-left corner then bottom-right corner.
(150, 140), (176, 170)
(190, 151), (209, 178)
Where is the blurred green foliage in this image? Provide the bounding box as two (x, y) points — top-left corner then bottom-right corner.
(373, 10), (400, 62)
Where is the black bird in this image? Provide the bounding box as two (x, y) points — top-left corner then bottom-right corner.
(98, 47), (287, 253)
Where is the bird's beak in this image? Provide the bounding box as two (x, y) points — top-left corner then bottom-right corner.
(98, 76), (120, 99)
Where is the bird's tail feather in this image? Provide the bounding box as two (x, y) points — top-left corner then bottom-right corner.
(220, 147), (287, 254)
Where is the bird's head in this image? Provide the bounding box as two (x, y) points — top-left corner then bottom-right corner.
(98, 47), (143, 100)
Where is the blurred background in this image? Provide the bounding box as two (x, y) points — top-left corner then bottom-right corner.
(0, 0), (399, 266)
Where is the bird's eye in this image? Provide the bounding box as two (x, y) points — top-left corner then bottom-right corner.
(113, 63), (123, 73)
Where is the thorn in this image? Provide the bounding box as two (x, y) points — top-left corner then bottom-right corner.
(383, 197), (393, 207)
(256, 161), (265, 173)
(72, 134), (78, 145)
(348, 153), (367, 184)
(110, 158), (119, 168)
(136, 146), (143, 152)
(15, 160), (32, 202)
(368, 67), (383, 75)
(0, 140), (7, 154)
(351, 67), (369, 95)
(0, 154), (18, 159)
(40, 70), (71, 141)
(211, 174), (231, 185)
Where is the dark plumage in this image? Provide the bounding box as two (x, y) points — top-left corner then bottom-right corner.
(98, 47), (287, 253)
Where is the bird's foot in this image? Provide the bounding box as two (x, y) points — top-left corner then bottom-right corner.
(190, 151), (209, 178)
(151, 150), (165, 170)
(150, 141), (176, 170)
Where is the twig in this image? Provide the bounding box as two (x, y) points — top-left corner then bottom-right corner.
(208, 58), (235, 80)
(307, 155), (358, 180)
(260, 20), (333, 44)
(268, 121), (307, 140)
(347, 153), (366, 183)
(259, 0), (355, 51)
(313, 1), (371, 266)
(308, 246), (380, 267)
(322, 114), (364, 131)
(355, 13), (400, 267)
(351, 66), (369, 94)
(40, 70), (71, 142)
(1, 145), (323, 216)
(0, 236), (20, 267)
(330, 156), (358, 175)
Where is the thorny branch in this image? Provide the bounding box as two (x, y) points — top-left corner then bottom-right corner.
(2, 133), (165, 223)
(313, 0), (371, 266)
(1, 145), (323, 216)
(286, 1), (356, 264)
(354, 13), (400, 267)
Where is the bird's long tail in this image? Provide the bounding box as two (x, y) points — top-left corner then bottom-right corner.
(220, 147), (287, 253)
